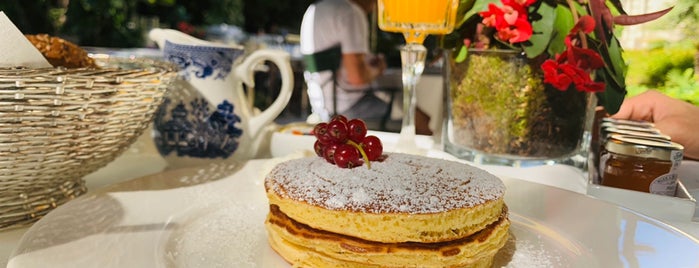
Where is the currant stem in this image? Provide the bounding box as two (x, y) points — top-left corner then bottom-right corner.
(347, 140), (371, 169)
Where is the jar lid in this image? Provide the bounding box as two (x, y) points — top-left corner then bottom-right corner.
(601, 127), (671, 141)
(601, 118), (655, 128)
(600, 122), (660, 134)
(605, 134), (684, 160)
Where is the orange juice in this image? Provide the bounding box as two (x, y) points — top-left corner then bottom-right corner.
(378, 0), (458, 43)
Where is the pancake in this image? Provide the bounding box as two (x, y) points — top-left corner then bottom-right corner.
(264, 152), (509, 267)
(266, 204), (510, 268)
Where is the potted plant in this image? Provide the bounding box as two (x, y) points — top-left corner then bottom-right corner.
(440, 0), (672, 166)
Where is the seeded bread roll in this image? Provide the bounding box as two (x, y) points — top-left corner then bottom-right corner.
(25, 34), (96, 68)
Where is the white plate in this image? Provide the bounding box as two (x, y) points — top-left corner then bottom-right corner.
(8, 159), (699, 268)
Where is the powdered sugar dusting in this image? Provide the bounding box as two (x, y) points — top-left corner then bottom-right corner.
(493, 233), (565, 268)
(265, 153), (505, 214)
(163, 201), (288, 268)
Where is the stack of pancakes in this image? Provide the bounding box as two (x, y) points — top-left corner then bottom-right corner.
(264, 153), (509, 267)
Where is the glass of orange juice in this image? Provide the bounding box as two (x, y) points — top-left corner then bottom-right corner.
(378, 0), (459, 44)
(377, 0), (458, 152)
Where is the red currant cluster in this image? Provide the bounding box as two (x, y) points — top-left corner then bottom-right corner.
(312, 115), (383, 168)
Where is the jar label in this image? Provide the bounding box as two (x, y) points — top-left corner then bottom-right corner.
(649, 173), (678, 196)
(671, 150), (683, 171)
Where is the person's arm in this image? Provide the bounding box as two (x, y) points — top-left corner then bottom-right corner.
(611, 90), (699, 159)
(341, 52), (385, 87)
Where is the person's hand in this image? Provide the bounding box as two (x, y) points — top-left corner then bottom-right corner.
(611, 90), (699, 159)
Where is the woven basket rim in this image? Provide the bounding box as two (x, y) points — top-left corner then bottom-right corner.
(0, 57), (176, 80)
(0, 56), (176, 231)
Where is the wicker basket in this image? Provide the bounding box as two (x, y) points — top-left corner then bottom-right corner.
(0, 57), (176, 230)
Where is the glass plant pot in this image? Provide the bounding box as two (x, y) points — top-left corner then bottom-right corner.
(443, 49), (596, 168)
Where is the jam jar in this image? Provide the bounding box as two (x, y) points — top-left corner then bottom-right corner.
(600, 134), (684, 196)
(591, 123), (670, 184)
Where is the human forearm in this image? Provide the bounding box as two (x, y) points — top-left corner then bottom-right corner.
(342, 53), (385, 86)
(611, 90), (699, 159)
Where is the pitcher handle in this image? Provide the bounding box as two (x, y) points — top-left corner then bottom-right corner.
(233, 49), (294, 138)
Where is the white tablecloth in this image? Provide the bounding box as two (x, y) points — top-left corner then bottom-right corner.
(1, 130), (697, 267)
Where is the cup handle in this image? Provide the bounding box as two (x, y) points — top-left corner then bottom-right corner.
(233, 49), (294, 138)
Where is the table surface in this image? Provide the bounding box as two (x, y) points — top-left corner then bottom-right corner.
(1, 130), (697, 267)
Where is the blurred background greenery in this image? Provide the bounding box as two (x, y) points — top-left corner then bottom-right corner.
(622, 0), (699, 105)
(0, 0), (311, 47)
(0, 0), (697, 105)
(0, 0), (407, 67)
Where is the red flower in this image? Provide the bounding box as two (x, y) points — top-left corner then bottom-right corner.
(559, 44), (605, 70)
(479, 0), (533, 44)
(496, 18), (533, 43)
(542, 60), (573, 90)
(480, 4), (509, 29)
(500, 2), (528, 25)
(542, 15), (606, 93)
(578, 80), (606, 93)
(569, 15), (596, 35)
(542, 60), (605, 92)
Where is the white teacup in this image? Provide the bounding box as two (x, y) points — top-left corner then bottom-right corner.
(150, 30), (293, 168)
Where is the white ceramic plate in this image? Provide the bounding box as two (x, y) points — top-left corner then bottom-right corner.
(8, 159), (699, 268)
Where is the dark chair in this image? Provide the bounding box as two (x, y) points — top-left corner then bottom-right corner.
(302, 46), (395, 131)
(302, 45), (342, 116)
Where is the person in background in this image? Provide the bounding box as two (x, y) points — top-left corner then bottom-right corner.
(611, 90), (699, 160)
(299, 0), (388, 123)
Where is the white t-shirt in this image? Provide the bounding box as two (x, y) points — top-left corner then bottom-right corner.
(300, 0), (371, 114)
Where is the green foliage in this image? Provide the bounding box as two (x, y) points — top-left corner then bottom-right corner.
(20, 0), (247, 47)
(243, 0), (312, 33)
(663, 69), (699, 105)
(626, 70), (699, 106)
(665, 0), (699, 42)
(551, 5), (574, 55)
(165, 0), (244, 27)
(524, 2), (555, 59)
(594, 34), (627, 115)
(624, 40), (699, 106)
(0, 0), (59, 34)
(61, 0), (143, 47)
(624, 44), (695, 87)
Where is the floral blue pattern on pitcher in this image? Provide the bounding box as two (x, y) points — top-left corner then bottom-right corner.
(163, 41), (242, 81)
(154, 98), (243, 159)
(149, 28), (294, 168)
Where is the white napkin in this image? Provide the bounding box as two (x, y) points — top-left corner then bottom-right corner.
(0, 11), (51, 68)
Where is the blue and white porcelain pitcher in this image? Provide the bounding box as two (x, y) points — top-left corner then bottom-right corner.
(149, 29), (293, 167)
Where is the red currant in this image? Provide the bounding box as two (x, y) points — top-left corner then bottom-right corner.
(347, 118), (367, 143)
(334, 144), (361, 168)
(331, 114), (348, 124)
(327, 120), (348, 143)
(313, 123), (332, 144)
(323, 143), (340, 164)
(361, 135), (383, 161)
(313, 140), (324, 157)
(311, 115), (383, 169)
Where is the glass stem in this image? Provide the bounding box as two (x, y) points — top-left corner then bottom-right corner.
(398, 43), (427, 149)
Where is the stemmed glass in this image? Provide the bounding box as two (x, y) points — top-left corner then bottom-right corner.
(377, 0), (458, 152)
